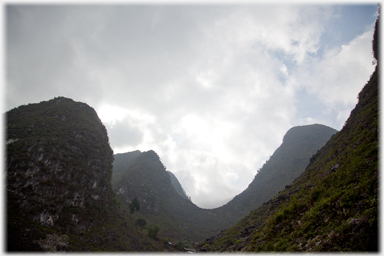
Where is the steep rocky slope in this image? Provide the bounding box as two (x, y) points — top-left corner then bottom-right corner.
(113, 124), (336, 244)
(197, 17), (379, 252)
(6, 97), (171, 252)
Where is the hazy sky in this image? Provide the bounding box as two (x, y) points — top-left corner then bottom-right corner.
(5, 3), (378, 209)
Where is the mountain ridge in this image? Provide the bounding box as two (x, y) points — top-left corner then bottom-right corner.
(215, 124), (337, 213)
(112, 123), (337, 243)
(196, 14), (379, 252)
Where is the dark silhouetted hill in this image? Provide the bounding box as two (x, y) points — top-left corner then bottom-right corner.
(6, 97), (172, 252)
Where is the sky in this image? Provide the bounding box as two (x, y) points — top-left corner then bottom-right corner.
(4, 3), (378, 209)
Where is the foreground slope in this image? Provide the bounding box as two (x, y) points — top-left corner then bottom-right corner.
(6, 97), (170, 251)
(113, 124), (336, 243)
(197, 34), (378, 253)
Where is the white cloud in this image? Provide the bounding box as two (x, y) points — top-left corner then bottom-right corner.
(6, 5), (378, 208)
(291, 27), (375, 129)
(98, 105), (128, 124)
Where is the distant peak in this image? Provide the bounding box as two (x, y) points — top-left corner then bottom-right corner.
(287, 123), (336, 131)
(144, 150), (159, 156)
(115, 150), (141, 156)
(139, 150), (160, 161)
(283, 124), (337, 143)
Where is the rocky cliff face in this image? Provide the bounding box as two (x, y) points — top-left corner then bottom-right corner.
(7, 97), (114, 234)
(7, 97), (115, 251)
(6, 97), (174, 252)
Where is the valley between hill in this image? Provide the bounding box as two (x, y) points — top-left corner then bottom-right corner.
(112, 123), (336, 243)
(6, 12), (379, 252)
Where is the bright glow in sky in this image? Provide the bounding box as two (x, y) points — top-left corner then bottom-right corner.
(5, 3), (378, 209)
(98, 105), (128, 124)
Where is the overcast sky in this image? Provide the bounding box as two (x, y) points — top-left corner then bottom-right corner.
(5, 3), (378, 209)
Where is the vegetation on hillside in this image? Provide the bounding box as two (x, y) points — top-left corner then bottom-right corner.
(7, 11), (378, 252)
(7, 97), (114, 235)
(6, 97), (174, 252)
(197, 15), (379, 252)
(112, 124), (337, 245)
(113, 150), (218, 243)
(213, 124), (337, 219)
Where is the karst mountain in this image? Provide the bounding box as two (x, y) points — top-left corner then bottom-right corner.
(6, 13), (379, 252)
(6, 97), (174, 252)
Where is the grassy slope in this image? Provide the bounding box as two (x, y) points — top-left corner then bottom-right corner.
(198, 63), (378, 252)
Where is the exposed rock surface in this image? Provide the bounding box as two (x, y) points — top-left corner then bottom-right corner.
(6, 97), (170, 252)
(7, 97), (113, 235)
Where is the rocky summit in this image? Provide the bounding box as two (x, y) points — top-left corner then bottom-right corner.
(7, 97), (113, 227)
